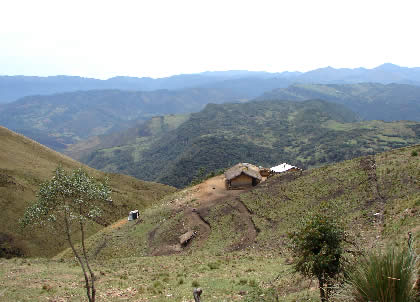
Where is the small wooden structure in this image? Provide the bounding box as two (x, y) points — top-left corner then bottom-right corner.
(224, 163), (262, 190)
(179, 230), (196, 246)
(128, 210), (139, 221)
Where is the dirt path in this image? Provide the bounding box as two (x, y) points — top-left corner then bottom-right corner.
(109, 218), (128, 230)
(191, 174), (243, 206)
(150, 175), (259, 255)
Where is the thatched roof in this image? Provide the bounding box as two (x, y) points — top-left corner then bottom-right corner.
(224, 163), (262, 181)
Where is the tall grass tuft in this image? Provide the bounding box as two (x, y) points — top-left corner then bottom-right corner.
(347, 244), (418, 302)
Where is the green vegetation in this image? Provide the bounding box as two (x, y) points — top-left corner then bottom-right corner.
(0, 126), (176, 257)
(65, 114), (190, 161)
(82, 99), (420, 188)
(289, 210), (344, 301)
(0, 145), (419, 300)
(258, 82), (420, 121)
(347, 244), (418, 302)
(21, 167), (113, 302)
(0, 88), (245, 150)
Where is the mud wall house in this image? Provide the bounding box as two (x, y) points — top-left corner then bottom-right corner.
(224, 163), (262, 189)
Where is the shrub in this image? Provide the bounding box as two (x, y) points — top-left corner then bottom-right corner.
(238, 278), (247, 285)
(289, 211), (344, 302)
(191, 280), (200, 287)
(207, 262), (221, 270)
(411, 150), (418, 157)
(347, 245), (418, 302)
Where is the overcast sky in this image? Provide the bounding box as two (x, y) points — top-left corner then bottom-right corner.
(1, 0), (420, 79)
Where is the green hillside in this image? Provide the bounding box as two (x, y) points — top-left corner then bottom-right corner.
(70, 145), (420, 258)
(81, 99), (420, 188)
(258, 82), (420, 121)
(0, 126), (176, 258)
(0, 88), (247, 150)
(65, 114), (190, 161)
(35, 145), (419, 302)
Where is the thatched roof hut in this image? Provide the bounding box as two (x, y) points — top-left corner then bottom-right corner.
(224, 163), (262, 190)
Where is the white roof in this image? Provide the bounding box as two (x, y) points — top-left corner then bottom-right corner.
(270, 163), (297, 173)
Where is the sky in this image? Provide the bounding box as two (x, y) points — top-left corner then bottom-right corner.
(1, 0), (420, 79)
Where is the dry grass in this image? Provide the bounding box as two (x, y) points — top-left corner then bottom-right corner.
(0, 126), (176, 257)
(0, 252), (319, 302)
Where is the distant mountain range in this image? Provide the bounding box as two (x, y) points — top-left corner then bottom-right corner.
(0, 71), (292, 104)
(258, 83), (420, 121)
(2, 63), (420, 104)
(76, 99), (420, 188)
(2, 81), (420, 152)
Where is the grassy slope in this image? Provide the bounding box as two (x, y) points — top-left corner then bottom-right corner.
(0, 126), (176, 258)
(73, 144), (420, 258)
(81, 99), (420, 188)
(12, 145), (417, 301)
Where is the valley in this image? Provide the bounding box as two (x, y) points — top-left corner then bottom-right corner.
(76, 99), (420, 188)
(1, 65), (420, 302)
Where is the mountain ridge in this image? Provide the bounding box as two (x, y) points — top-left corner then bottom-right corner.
(2, 63), (420, 104)
(258, 82), (420, 121)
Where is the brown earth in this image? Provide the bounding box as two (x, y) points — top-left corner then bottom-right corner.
(149, 175), (259, 255)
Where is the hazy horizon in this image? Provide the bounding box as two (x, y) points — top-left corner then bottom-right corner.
(2, 0), (420, 79)
(1, 62), (418, 81)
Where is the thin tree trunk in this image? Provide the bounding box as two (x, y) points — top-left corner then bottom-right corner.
(326, 281), (333, 301)
(65, 215), (92, 302)
(80, 218), (95, 302)
(318, 277), (327, 302)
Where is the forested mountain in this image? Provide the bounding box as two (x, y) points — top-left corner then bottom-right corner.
(0, 88), (246, 150)
(2, 63), (420, 104)
(79, 99), (420, 188)
(0, 126), (175, 258)
(258, 82), (420, 121)
(65, 114), (190, 161)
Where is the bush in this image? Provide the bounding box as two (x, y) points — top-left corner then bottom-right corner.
(207, 262), (221, 270)
(289, 211), (344, 302)
(411, 150), (418, 157)
(347, 245), (418, 302)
